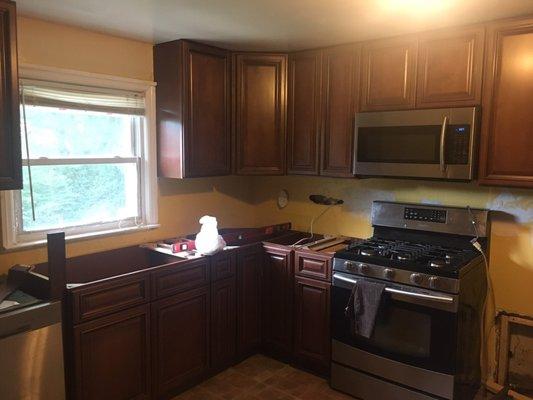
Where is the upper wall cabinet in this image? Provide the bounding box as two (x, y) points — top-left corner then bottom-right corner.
(320, 45), (359, 177)
(233, 53), (287, 175)
(360, 37), (417, 111)
(478, 17), (533, 188)
(0, 0), (21, 190)
(416, 27), (485, 108)
(154, 40), (231, 178)
(287, 50), (322, 175)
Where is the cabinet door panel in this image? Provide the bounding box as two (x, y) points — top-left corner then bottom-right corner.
(321, 45), (359, 177)
(0, 1), (21, 190)
(294, 276), (330, 376)
(211, 277), (237, 370)
(73, 305), (151, 400)
(236, 245), (263, 357)
(417, 27), (484, 108)
(360, 37), (417, 111)
(287, 50), (322, 175)
(151, 286), (210, 398)
(234, 54), (287, 175)
(262, 245), (293, 360)
(479, 18), (533, 187)
(185, 42), (231, 176)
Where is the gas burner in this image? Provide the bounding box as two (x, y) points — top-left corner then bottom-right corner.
(429, 259), (447, 268)
(359, 248), (377, 257)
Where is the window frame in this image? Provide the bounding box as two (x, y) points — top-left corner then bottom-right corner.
(1, 64), (159, 249)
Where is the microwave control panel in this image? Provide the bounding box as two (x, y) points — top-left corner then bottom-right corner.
(404, 207), (447, 223)
(446, 125), (471, 164)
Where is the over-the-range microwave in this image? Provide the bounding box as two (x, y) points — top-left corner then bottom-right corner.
(354, 107), (479, 180)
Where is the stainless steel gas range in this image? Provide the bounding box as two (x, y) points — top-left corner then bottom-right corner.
(330, 201), (489, 400)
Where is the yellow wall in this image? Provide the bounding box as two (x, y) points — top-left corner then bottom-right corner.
(0, 17), (257, 272)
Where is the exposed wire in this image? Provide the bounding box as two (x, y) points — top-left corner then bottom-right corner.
(21, 85), (36, 221)
(292, 204), (336, 247)
(468, 205), (496, 379)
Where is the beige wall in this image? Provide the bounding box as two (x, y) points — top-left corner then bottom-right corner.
(0, 17), (257, 272)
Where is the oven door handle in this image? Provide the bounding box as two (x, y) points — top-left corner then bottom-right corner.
(333, 274), (454, 304)
(439, 115), (448, 173)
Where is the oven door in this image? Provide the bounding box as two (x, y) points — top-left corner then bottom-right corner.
(354, 107), (477, 180)
(331, 272), (458, 375)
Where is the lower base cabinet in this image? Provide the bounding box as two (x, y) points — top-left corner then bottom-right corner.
(293, 276), (331, 375)
(73, 304), (151, 400)
(151, 286), (210, 399)
(211, 276), (237, 370)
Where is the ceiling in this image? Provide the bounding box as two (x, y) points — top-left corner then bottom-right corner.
(17, 0), (533, 51)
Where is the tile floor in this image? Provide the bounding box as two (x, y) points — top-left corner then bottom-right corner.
(172, 354), (353, 400)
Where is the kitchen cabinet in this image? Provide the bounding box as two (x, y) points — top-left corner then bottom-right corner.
(294, 276), (331, 376)
(154, 40), (231, 178)
(360, 36), (418, 111)
(73, 305), (151, 400)
(478, 17), (533, 188)
(151, 286), (210, 398)
(417, 26), (484, 108)
(320, 44), (360, 177)
(0, 0), (21, 190)
(233, 53), (287, 175)
(236, 244), (264, 358)
(262, 244), (294, 360)
(211, 276), (237, 371)
(287, 49), (322, 175)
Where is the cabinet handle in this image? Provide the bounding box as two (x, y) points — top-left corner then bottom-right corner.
(439, 116), (448, 173)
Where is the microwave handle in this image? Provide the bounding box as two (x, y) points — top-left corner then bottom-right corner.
(439, 116), (448, 173)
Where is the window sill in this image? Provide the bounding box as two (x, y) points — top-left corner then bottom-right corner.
(2, 223), (161, 252)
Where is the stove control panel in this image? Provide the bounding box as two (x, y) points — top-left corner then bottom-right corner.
(404, 207), (447, 223)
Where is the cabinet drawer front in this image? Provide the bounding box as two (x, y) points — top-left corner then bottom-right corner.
(152, 259), (210, 299)
(295, 252), (332, 281)
(211, 252), (236, 281)
(72, 274), (150, 324)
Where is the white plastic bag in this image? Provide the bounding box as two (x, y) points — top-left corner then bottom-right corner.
(195, 215), (226, 255)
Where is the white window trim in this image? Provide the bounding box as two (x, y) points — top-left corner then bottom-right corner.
(1, 64), (159, 250)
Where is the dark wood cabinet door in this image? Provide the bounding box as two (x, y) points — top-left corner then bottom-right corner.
(234, 53), (287, 175)
(294, 276), (331, 376)
(236, 244), (264, 358)
(320, 44), (359, 177)
(479, 18), (533, 188)
(154, 40), (230, 178)
(211, 276), (237, 370)
(151, 286), (210, 398)
(287, 50), (322, 175)
(360, 37), (417, 111)
(262, 245), (293, 360)
(417, 27), (484, 108)
(0, 0), (21, 190)
(73, 305), (151, 400)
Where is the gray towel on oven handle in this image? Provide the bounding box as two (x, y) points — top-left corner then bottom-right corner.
(345, 279), (386, 338)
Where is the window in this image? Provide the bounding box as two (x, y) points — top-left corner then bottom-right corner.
(1, 66), (158, 248)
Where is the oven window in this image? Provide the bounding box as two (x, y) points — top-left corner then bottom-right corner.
(357, 126), (441, 163)
(372, 306), (431, 358)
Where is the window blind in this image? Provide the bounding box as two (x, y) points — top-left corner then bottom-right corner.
(20, 79), (145, 116)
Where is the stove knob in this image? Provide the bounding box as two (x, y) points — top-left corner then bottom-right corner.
(344, 261), (356, 271)
(383, 268), (395, 280)
(428, 276), (439, 289)
(357, 263), (369, 274)
(410, 273), (423, 285)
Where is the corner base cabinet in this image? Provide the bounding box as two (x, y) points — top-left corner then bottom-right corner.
(0, 0), (21, 190)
